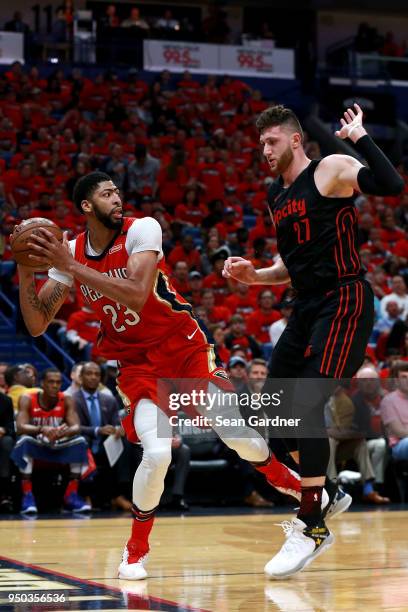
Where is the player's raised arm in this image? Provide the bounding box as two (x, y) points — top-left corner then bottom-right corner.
(320, 103), (404, 197)
(223, 255), (290, 285)
(18, 267), (70, 337)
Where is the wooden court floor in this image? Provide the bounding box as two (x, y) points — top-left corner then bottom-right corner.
(1, 508), (408, 611)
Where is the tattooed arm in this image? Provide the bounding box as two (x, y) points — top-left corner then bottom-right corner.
(18, 266), (70, 337)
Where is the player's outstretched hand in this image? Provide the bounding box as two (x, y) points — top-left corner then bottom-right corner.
(222, 257), (258, 285)
(335, 103), (367, 143)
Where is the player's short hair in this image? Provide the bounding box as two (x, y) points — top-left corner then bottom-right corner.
(41, 367), (61, 382)
(73, 171), (112, 213)
(256, 105), (304, 143)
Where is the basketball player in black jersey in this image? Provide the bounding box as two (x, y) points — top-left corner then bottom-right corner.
(223, 103), (404, 578)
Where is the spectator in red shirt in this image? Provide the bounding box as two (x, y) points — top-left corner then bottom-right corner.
(216, 208), (241, 240)
(202, 199), (224, 232)
(225, 282), (257, 317)
(157, 148), (189, 209)
(201, 289), (231, 328)
(246, 289), (281, 344)
(250, 237), (274, 270)
(361, 227), (390, 265)
(236, 168), (261, 203)
(186, 270), (203, 306)
(379, 208), (405, 246)
(10, 139), (34, 168)
(367, 266), (391, 300)
(30, 192), (53, 218)
(393, 230), (408, 267)
(249, 209), (276, 242)
(170, 261), (190, 296)
(212, 325), (230, 367)
(7, 162), (42, 207)
(174, 188), (207, 226)
(51, 201), (78, 236)
(197, 147), (225, 202)
(167, 235), (202, 271)
(65, 306), (102, 360)
(224, 314), (262, 359)
(202, 249), (231, 304)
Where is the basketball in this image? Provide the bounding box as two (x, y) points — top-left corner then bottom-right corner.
(10, 218), (63, 271)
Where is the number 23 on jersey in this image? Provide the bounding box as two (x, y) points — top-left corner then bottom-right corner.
(102, 303), (140, 333)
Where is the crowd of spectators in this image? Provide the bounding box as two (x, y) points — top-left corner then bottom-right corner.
(2, 354), (408, 514)
(0, 65), (407, 370)
(355, 23), (408, 58)
(1, 63), (408, 511)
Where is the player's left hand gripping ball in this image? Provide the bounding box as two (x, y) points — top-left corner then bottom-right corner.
(27, 228), (73, 273)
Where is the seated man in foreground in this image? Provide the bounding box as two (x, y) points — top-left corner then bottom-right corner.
(11, 368), (90, 514)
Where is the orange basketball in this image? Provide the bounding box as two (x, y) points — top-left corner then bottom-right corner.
(10, 218), (63, 272)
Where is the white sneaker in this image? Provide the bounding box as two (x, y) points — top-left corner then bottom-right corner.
(264, 518), (334, 579)
(118, 546), (148, 580)
(322, 487), (352, 520)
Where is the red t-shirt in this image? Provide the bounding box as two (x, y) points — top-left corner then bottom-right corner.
(67, 309), (102, 358)
(174, 203), (207, 226)
(224, 293), (257, 316)
(171, 278), (191, 296)
(393, 239), (408, 259)
(167, 246), (202, 270)
(202, 274), (230, 304)
(246, 309), (281, 343)
(207, 306), (232, 326)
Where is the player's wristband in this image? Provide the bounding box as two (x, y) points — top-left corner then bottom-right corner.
(355, 135), (404, 196)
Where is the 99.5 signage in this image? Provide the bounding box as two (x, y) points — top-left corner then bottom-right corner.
(144, 41), (218, 73)
(144, 40), (295, 78)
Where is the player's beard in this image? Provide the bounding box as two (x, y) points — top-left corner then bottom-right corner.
(94, 205), (124, 230)
(270, 145), (294, 177)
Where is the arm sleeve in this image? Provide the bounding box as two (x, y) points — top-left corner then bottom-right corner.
(125, 217), (163, 261)
(48, 240), (76, 286)
(355, 135), (405, 196)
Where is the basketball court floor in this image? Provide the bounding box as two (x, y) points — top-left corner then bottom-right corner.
(1, 507), (407, 611)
